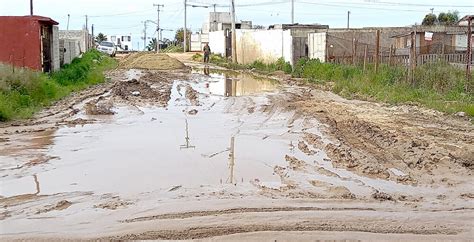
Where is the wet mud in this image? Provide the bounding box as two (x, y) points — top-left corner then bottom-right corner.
(0, 56), (473, 240)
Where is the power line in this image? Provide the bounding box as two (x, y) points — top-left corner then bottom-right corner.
(298, 1), (436, 12)
(88, 9), (154, 18)
(187, 0), (290, 8)
(360, 0), (474, 8)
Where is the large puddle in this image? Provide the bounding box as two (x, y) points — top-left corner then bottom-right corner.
(0, 68), (457, 206)
(0, 69), (310, 197)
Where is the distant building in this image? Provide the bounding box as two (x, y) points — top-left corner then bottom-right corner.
(191, 12), (252, 52)
(59, 30), (93, 54)
(202, 12), (253, 34)
(0, 15), (60, 72)
(109, 35), (133, 51)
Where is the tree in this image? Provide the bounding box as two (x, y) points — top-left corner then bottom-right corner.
(146, 38), (157, 51)
(174, 28), (191, 49)
(438, 11), (459, 25)
(95, 33), (107, 43)
(422, 13), (437, 26)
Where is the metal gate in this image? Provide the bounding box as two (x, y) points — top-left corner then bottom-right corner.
(225, 29), (232, 58)
(308, 32), (327, 62)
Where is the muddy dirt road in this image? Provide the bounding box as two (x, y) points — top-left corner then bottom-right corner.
(0, 53), (473, 240)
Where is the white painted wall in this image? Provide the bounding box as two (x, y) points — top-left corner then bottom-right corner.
(308, 32), (326, 62)
(190, 33), (211, 52)
(208, 30), (226, 56)
(236, 29), (293, 65)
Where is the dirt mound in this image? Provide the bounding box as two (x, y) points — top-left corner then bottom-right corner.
(119, 52), (186, 70)
(112, 79), (171, 106)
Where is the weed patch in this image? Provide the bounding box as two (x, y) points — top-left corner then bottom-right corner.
(0, 50), (117, 121)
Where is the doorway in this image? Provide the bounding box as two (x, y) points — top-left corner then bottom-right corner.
(41, 25), (52, 72)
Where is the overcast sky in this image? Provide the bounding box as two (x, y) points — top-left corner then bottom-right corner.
(2, 0), (473, 50)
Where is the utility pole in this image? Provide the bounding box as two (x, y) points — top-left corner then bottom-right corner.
(184, 0), (187, 52)
(347, 11), (351, 29)
(153, 3), (164, 53)
(291, 0), (295, 24)
(430, 8), (434, 14)
(91, 24), (95, 45)
(213, 4), (217, 13)
(30, 0), (33, 15)
(143, 21), (148, 51)
(231, 0), (237, 63)
(85, 15), (88, 32)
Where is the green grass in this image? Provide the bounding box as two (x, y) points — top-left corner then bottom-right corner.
(0, 50), (117, 121)
(293, 58), (473, 117)
(193, 53), (292, 74)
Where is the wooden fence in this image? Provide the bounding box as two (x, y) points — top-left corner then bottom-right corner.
(330, 53), (472, 67)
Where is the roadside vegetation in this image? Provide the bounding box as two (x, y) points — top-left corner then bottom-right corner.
(192, 53), (292, 74)
(0, 50), (117, 121)
(293, 58), (473, 116)
(193, 52), (472, 116)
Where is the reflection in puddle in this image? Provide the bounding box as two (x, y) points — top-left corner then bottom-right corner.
(0, 70), (291, 198)
(192, 67), (279, 97)
(33, 174), (40, 195)
(227, 137), (235, 184)
(180, 119), (195, 149)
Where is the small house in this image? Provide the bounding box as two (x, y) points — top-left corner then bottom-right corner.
(0, 15), (60, 72)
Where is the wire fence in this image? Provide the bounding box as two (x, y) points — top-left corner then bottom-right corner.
(325, 33), (473, 68)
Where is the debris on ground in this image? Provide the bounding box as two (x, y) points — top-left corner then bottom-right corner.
(35, 200), (72, 214)
(85, 97), (115, 115)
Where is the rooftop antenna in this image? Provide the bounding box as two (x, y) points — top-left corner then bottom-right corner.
(67, 14), (70, 30)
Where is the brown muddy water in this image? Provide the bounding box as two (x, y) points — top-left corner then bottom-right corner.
(0, 68), (321, 198)
(0, 68), (453, 202)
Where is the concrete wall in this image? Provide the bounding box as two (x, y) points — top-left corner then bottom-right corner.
(190, 33), (210, 52)
(209, 30), (227, 56)
(236, 29), (293, 65)
(52, 26), (60, 71)
(59, 30), (91, 53)
(60, 39), (81, 66)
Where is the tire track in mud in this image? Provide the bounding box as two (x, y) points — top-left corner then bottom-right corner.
(112, 218), (461, 240)
(122, 207), (377, 223)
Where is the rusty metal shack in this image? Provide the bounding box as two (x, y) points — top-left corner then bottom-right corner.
(0, 15), (60, 72)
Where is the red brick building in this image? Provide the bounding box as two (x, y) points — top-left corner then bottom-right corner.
(0, 15), (59, 72)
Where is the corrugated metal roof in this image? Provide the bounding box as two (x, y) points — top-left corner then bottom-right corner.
(0, 15), (58, 25)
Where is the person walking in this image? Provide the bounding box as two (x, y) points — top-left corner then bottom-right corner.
(203, 43), (211, 63)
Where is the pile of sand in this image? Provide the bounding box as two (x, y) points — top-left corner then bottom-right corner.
(119, 52), (186, 70)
